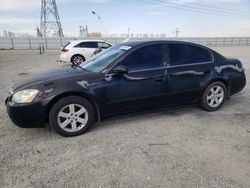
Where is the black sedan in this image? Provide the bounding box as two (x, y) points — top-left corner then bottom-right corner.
(5, 40), (246, 137)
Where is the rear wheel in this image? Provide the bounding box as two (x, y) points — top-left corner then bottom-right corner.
(49, 96), (94, 137)
(200, 81), (227, 111)
(71, 55), (85, 65)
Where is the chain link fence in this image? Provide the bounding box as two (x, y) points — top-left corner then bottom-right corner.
(0, 37), (250, 50)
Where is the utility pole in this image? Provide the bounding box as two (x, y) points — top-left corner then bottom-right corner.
(40, 0), (64, 37)
(92, 11), (108, 37)
(173, 28), (180, 38)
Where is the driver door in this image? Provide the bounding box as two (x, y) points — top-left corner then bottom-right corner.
(104, 44), (168, 115)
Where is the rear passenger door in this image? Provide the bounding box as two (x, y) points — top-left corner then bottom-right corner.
(166, 43), (214, 105)
(75, 42), (98, 59)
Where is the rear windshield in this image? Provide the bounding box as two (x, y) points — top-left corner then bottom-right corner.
(63, 42), (70, 48)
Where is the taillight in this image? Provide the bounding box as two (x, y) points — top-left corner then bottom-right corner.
(61, 48), (69, 52)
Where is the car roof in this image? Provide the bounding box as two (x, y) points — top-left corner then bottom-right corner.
(69, 39), (109, 44)
(120, 40), (209, 49)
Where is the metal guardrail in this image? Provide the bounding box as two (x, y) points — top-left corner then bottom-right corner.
(0, 37), (249, 50)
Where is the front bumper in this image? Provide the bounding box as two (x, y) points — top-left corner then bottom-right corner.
(5, 97), (46, 128)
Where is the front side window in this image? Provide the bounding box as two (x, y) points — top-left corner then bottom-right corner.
(168, 44), (212, 66)
(80, 45), (129, 72)
(120, 44), (164, 72)
(75, 42), (98, 48)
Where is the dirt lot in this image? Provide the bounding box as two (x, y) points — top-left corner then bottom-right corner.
(0, 47), (250, 188)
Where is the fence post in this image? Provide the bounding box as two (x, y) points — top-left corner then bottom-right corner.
(10, 37), (14, 49)
(28, 37), (32, 49)
(44, 37), (48, 49)
(39, 43), (42, 54)
(60, 37), (63, 47)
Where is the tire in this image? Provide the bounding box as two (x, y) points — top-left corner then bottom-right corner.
(71, 55), (85, 64)
(49, 96), (94, 137)
(200, 81), (227, 111)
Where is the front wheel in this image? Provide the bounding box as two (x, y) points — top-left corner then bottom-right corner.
(200, 81), (227, 111)
(49, 96), (94, 137)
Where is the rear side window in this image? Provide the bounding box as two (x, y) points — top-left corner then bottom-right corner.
(168, 44), (212, 66)
(75, 42), (98, 48)
(98, 42), (111, 49)
(121, 44), (163, 72)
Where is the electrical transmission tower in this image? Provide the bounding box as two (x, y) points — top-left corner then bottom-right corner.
(173, 28), (180, 38)
(40, 0), (64, 37)
(79, 25), (88, 38)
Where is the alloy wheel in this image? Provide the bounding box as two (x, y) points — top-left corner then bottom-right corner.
(57, 104), (88, 132)
(73, 56), (83, 64)
(206, 85), (225, 108)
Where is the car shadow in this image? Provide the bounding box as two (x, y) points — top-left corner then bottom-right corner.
(88, 105), (199, 133)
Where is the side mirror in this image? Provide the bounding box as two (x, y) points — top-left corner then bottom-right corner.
(111, 65), (128, 75)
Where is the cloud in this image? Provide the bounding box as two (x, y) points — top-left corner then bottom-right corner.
(61, 17), (90, 22)
(62, 0), (112, 3)
(0, 0), (40, 11)
(239, 20), (250, 28)
(83, 0), (111, 2)
(0, 17), (38, 25)
(0, 16), (92, 27)
(174, 0), (242, 4)
(147, 11), (167, 15)
(0, 0), (112, 12)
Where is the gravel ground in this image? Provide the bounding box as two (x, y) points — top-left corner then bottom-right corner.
(0, 47), (250, 188)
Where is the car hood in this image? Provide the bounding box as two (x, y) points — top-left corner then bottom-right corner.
(12, 66), (100, 91)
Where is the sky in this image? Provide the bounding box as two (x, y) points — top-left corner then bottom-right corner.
(0, 0), (250, 37)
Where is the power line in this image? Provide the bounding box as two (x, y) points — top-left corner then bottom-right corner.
(92, 11), (109, 36)
(137, 0), (250, 19)
(170, 0), (250, 15)
(156, 0), (250, 17)
(146, 0), (250, 18)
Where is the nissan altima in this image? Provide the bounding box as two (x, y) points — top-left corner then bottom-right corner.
(5, 40), (246, 136)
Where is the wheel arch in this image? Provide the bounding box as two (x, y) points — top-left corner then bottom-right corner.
(46, 91), (102, 123)
(203, 78), (231, 98)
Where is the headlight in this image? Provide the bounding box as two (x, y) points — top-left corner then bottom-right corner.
(12, 89), (39, 104)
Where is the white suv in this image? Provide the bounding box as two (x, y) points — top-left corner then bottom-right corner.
(60, 40), (112, 64)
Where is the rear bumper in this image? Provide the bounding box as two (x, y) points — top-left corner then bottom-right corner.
(5, 97), (46, 128)
(60, 53), (71, 63)
(230, 71), (246, 95)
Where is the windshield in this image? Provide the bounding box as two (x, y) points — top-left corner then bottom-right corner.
(80, 45), (130, 73)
